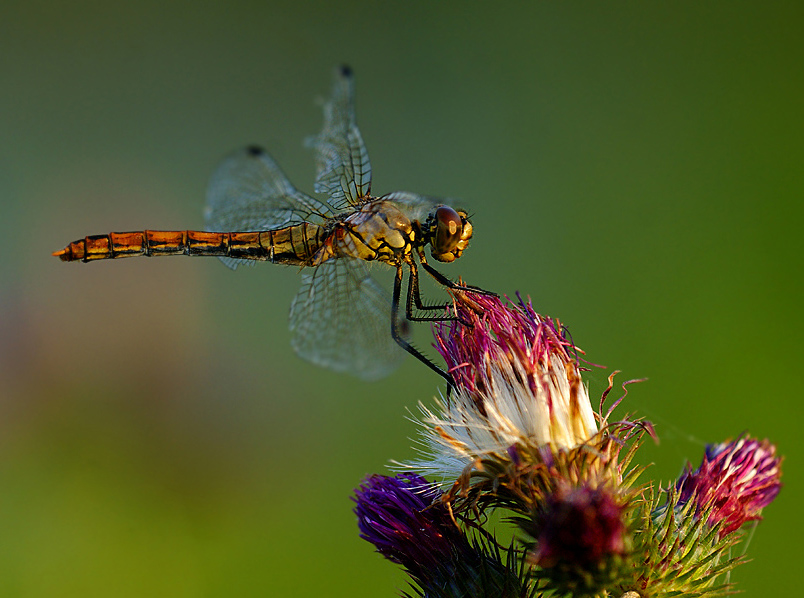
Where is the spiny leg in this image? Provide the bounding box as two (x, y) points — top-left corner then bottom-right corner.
(404, 260), (478, 330)
(419, 257), (497, 297)
(413, 255), (497, 328)
(392, 264), (455, 390)
(405, 259), (460, 323)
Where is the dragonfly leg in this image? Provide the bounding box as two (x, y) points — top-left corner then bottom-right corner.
(392, 265), (455, 390)
(419, 258), (497, 297)
(404, 259), (461, 323)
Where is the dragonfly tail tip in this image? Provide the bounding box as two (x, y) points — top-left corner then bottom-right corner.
(52, 247), (72, 261)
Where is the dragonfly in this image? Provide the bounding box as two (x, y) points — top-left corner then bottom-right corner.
(54, 66), (484, 384)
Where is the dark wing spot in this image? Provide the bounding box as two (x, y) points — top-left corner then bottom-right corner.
(339, 64), (353, 78)
(246, 145), (265, 156)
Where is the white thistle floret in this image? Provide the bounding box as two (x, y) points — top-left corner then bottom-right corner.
(406, 337), (598, 483)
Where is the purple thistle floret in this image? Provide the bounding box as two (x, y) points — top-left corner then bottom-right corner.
(676, 434), (782, 535)
(353, 473), (465, 572)
(353, 473), (529, 597)
(435, 293), (573, 398)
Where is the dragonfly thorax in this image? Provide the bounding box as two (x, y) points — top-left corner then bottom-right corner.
(336, 200), (417, 266)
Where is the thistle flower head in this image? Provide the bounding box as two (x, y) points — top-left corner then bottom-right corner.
(352, 473), (531, 598)
(438, 293), (597, 447)
(676, 434), (782, 535)
(353, 473), (461, 571)
(407, 293), (600, 483)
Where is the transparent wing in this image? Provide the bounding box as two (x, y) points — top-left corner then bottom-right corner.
(381, 190), (448, 223)
(289, 257), (404, 380)
(306, 65), (372, 211)
(206, 146), (331, 230)
(205, 146), (333, 269)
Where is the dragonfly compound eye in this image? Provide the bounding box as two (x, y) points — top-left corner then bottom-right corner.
(430, 206), (472, 263)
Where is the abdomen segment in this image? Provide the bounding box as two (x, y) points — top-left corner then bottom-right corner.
(53, 226), (325, 266)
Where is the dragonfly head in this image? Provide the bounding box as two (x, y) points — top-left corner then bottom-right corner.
(425, 206), (473, 263)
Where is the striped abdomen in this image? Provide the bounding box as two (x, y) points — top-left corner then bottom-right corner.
(53, 225), (327, 266)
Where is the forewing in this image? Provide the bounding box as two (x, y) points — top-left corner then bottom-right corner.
(205, 146), (331, 269)
(381, 190), (446, 223)
(307, 66), (372, 211)
(289, 258), (404, 380)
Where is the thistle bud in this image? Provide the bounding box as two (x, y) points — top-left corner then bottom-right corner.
(676, 434), (782, 535)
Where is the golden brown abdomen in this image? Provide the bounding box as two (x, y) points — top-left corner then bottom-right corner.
(53, 225), (326, 266)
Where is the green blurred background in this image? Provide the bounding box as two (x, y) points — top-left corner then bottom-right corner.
(1, 2), (800, 595)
